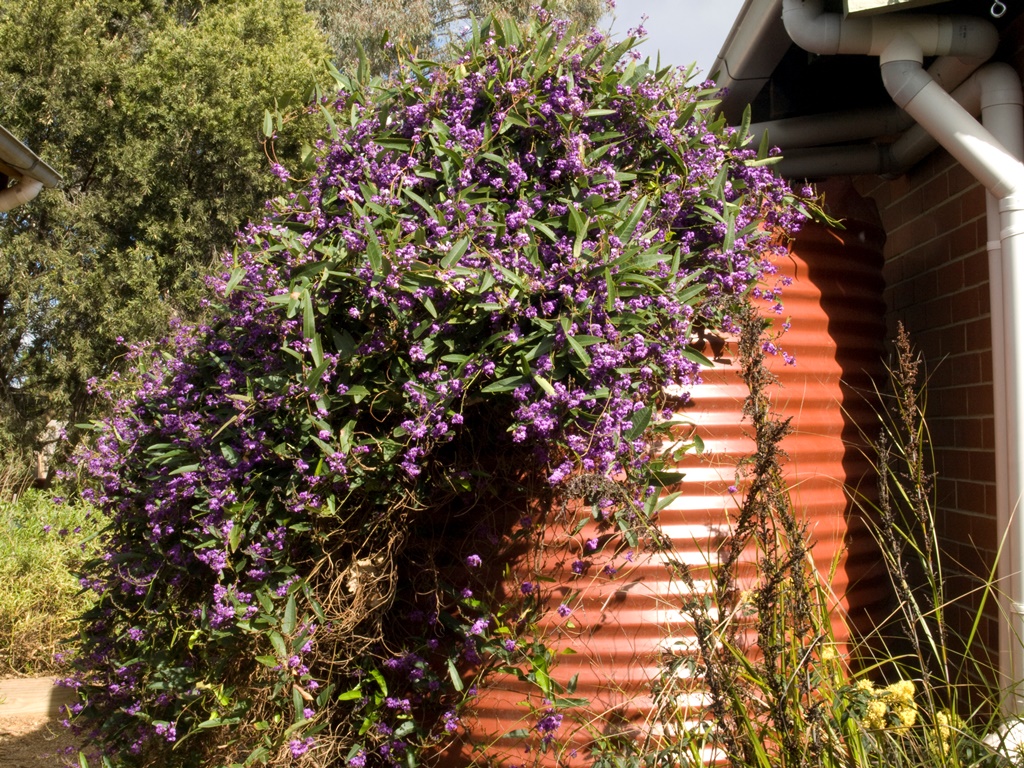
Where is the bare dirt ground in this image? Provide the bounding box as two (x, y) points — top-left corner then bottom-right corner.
(0, 714), (79, 767)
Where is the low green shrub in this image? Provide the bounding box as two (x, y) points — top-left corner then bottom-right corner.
(0, 489), (99, 675)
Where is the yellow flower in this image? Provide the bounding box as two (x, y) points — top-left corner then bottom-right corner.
(864, 700), (888, 730)
(853, 679), (918, 734)
(935, 709), (956, 755)
(884, 680), (915, 706)
(881, 680), (917, 733)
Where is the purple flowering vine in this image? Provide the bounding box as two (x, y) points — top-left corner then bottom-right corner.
(68, 6), (808, 768)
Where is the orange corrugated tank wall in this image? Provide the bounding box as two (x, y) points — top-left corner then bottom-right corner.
(442, 179), (888, 765)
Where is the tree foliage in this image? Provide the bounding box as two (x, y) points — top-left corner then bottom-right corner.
(304, 0), (606, 75)
(0, 0), (329, 466)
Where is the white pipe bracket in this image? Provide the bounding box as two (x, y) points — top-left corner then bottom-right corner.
(999, 195), (1024, 214)
(881, 60), (933, 109)
(878, 35), (925, 67)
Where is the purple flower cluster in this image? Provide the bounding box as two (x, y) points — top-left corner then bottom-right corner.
(535, 707), (564, 748)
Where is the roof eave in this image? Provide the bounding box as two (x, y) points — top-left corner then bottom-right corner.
(0, 124), (61, 189)
(709, 0), (789, 123)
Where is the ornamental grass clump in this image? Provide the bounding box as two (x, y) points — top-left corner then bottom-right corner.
(68, 8), (809, 768)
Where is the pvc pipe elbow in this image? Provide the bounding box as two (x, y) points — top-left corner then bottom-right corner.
(0, 177), (43, 212)
(881, 59), (933, 109)
(976, 63), (1024, 111)
(781, 0), (841, 56)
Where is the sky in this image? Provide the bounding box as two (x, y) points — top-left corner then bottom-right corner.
(602, 0), (749, 77)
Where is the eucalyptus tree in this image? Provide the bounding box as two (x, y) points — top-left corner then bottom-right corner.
(305, 0), (606, 75)
(0, 0), (329, 467)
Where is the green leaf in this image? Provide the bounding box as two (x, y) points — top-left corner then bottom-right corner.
(651, 469), (686, 487)
(401, 187), (438, 221)
(346, 385), (371, 403)
(224, 266), (247, 295)
(532, 373), (555, 395)
(532, 662), (551, 697)
(282, 593), (296, 635)
(627, 406), (652, 441)
(617, 195), (648, 238)
(681, 347), (714, 367)
(302, 293), (316, 340)
(447, 657), (464, 692)
(422, 295), (437, 318)
(361, 216), (384, 272)
(270, 631), (287, 658)
(563, 329), (591, 367)
(481, 375), (528, 393)
(567, 202), (586, 235)
(440, 235), (471, 269)
(553, 696), (590, 707)
(528, 218), (558, 242)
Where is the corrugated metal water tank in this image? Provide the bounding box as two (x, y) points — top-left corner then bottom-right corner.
(444, 180), (888, 765)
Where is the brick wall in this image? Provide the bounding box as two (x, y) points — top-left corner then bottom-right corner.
(854, 147), (1000, 661)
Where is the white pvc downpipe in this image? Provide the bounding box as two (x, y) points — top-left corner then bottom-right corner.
(966, 63), (1024, 715)
(782, 0), (1024, 714)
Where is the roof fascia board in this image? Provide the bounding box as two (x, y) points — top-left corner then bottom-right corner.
(0, 124), (61, 188)
(711, 0), (788, 123)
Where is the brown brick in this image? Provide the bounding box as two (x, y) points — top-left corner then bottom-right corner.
(954, 417), (984, 448)
(959, 187), (987, 221)
(977, 283), (991, 316)
(937, 447), (970, 478)
(921, 173), (950, 213)
(931, 415), (955, 446)
(950, 219), (981, 255)
(962, 250), (990, 288)
(899, 188), (924, 223)
(941, 323), (967, 356)
(966, 317), (991, 351)
(969, 450), (996, 483)
(947, 161), (981, 196)
(936, 260), (965, 297)
(923, 295), (953, 329)
(902, 308), (929, 337)
(911, 214), (940, 247)
(967, 380), (995, 415)
(887, 279), (914, 312)
(888, 172), (912, 200)
(889, 222), (916, 256)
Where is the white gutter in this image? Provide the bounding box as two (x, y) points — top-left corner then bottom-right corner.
(781, 0), (1024, 714)
(710, 0), (792, 124)
(0, 124), (61, 211)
